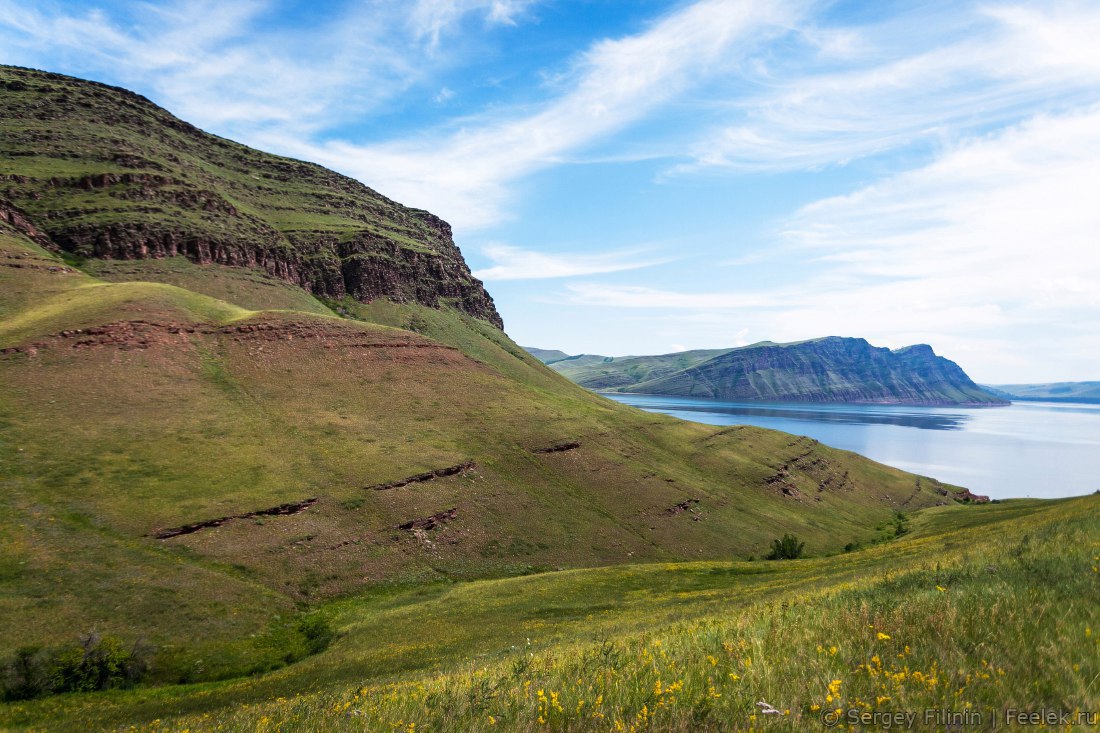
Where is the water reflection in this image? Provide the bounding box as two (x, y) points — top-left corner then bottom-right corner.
(613, 396), (970, 431)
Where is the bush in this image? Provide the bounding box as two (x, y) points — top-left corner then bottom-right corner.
(0, 647), (49, 701)
(893, 512), (910, 538)
(1, 631), (151, 701)
(766, 533), (805, 560)
(298, 614), (335, 656)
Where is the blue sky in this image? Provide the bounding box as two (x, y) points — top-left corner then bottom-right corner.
(2, 0), (1099, 382)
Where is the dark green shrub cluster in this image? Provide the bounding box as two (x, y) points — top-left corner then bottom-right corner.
(298, 614), (335, 656)
(766, 533), (805, 560)
(892, 511), (910, 537)
(1, 631), (150, 701)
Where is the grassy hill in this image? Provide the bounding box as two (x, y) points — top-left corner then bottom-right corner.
(0, 65), (501, 327)
(522, 347), (572, 364)
(1, 220), (966, 685)
(530, 348), (733, 390)
(3, 493), (1095, 730)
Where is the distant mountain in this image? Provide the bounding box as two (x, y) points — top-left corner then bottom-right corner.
(523, 347), (572, 364)
(527, 347), (732, 389)
(983, 382), (1100, 404)
(532, 337), (1007, 406)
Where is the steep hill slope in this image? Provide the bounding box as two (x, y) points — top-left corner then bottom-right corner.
(0, 65), (501, 327)
(542, 338), (1005, 405)
(1, 68), (969, 688)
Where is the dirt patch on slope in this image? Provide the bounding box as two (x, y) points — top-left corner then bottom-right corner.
(1, 317), (469, 357)
(365, 461), (477, 491)
(152, 497), (318, 539)
(532, 441), (581, 454)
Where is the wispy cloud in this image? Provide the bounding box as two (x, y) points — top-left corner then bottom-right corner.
(0, 0), (536, 140)
(473, 244), (670, 281)
(563, 104), (1100, 379)
(561, 283), (787, 310)
(266, 0), (807, 229)
(0, 0), (809, 229)
(410, 0), (539, 48)
(782, 104), (1100, 316)
(671, 2), (1100, 174)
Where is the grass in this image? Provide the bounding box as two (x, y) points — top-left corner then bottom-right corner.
(81, 258), (335, 317)
(2, 494), (1094, 730)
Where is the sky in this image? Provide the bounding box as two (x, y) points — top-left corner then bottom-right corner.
(1, 0), (1098, 383)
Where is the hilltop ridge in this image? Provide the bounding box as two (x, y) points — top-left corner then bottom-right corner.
(0, 65), (502, 327)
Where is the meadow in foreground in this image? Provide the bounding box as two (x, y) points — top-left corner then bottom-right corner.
(4, 495), (1096, 731)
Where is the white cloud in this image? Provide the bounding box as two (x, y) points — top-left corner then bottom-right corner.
(672, 1), (1100, 174)
(267, 0), (807, 229)
(0, 0), (503, 139)
(410, 0), (539, 48)
(0, 0), (808, 230)
(562, 105), (1100, 381)
(473, 244), (670, 281)
(784, 106), (1100, 294)
(562, 283), (787, 310)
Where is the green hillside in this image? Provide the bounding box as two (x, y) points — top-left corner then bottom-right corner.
(532, 348), (733, 390)
(0, 65), (501, 327)
(522, 347), (572, 364)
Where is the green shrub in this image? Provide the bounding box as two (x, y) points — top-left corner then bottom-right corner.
(298, 614), (335, 656)
(893, 511), (910, 538)
(766, 533), (805, 560)
(0, 647), (49, 701)
(1, 631), (150, 701)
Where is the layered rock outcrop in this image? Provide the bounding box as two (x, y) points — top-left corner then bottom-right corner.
(0, 65), (502, 327)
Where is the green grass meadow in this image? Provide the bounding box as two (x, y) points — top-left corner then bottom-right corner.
(2, 495), (1096, 730)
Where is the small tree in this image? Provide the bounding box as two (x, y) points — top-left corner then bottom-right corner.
(1, 632), (150, 700)
(766, 533), (805, 560)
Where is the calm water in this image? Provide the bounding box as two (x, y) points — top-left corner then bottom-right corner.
(605, 394), (1100, 499)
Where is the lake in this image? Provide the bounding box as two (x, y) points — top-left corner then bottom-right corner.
(604, 394), (1100, 500)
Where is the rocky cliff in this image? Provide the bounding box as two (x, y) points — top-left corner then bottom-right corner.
(0, 65), (502, 327)
(547, 337), (1007, 405)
